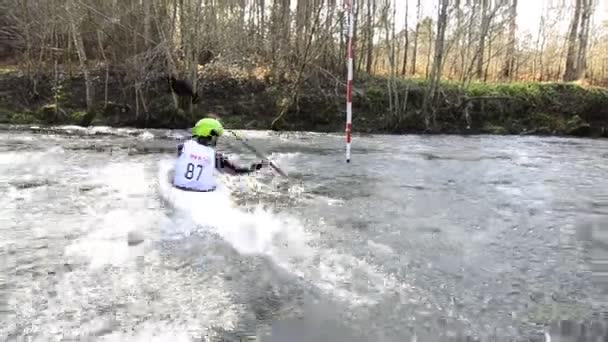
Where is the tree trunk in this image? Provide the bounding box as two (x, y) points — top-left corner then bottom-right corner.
(502, 0), (517, 80)
(425, 20), (432, 79)
(143, 0), (151, 49)
(422, 0), (449, 129)
(485, 30), (492, 82)
(450, 0), (463, 80)
(152, 0), (179, 109)
(461, 0), (478, 82)
(574, 0), (594, 80)
(295, 0), (307, 55)
(476, 0), (488, 79)
(281, 0), (290, 61)
(260, 0), (265, 41)
(97, 30), (109, 108)
(352, 0), (360, 79)
(564, 0), (582, 81)
(325, 0), (336, 70)
(410, 0), (421, 75)
(67, 1), (93, 111)
(383, 1), (393, 114)
(365, 0), (374, 73)
(401, 0), (409, 76)
(271, 0), (280, 67)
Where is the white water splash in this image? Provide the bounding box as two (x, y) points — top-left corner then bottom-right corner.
(64, 161), (164, 269)
(138, 131), (155, 140)
(155, 158), (404, 308)
(89, 126), (114, 135)
(157, 158), (311, 260)
(268, 152), (301, 175)
(99, 323), (194, 342)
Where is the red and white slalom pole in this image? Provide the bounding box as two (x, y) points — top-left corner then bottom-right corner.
(345, 0), (354, 163)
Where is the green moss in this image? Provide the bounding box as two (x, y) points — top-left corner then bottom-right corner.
(62, 110), (96, 127)
(70, 111), (86, 120)
(7, 112), (40, 124)
(38, 104), (59, 123)
(481, 123), (508, 135)
(524, 112), (566, 132)
(567, 114), (585, 127)
(0, 108), (12, 123)
(564, 114), (593, 136)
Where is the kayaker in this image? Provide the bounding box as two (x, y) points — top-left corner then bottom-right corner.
(173, 117), (269, 192)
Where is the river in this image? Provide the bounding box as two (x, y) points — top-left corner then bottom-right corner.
(1, 125), (607, 342)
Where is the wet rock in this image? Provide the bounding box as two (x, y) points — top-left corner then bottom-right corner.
(567, 123), (592, 137)
(78, 185), (98, 193)
(566, 115), (592, 137)
(551, 292), (570, 303)
(482, 124), (508, 135)
(530, 292), (544, 303)
(12, 179), (53, 189)
(127, 231), (145, 246)
(39, 104), (60, 123)
(416, 226), (442, 235)
(523, 127), (552, 136)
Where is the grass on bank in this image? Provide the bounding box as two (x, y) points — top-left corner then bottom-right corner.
(0, 68), (606, 137)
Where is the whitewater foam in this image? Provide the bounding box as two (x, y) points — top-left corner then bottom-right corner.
(156, 158), (312, 261)
(155, 158), (408, 309)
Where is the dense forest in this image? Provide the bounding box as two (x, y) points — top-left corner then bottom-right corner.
(1, 0), (607, 137)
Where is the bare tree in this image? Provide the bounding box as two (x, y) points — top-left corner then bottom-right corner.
(66, 0), (93, 111)
(410, 0), (422, 75)
(502, 0), (518, 80)
(574, 0), (595, 79)
(401, 0), (409, 76)
(422, 0), (450, 129)
(2, 0), (608, 130)
(365, 0), (376, 73)
(564, 0), (583, 81)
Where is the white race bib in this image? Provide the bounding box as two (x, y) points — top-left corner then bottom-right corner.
(173, 140), (216, 191)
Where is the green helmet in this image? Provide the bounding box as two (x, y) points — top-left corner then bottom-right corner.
(192, 118), (224, 138)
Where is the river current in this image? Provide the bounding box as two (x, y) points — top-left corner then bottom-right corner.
(1, 125), (607, 341)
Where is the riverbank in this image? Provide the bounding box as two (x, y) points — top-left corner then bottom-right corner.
(1, 65), (607, 138)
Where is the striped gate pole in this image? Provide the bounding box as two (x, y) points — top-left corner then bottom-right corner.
(345, 0), (354, 163)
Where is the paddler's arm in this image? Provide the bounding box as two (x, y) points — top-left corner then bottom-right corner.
(215, 152), (267, 175)
(177, 143), (184, 157)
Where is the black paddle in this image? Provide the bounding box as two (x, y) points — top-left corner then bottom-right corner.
(228, 130), (288, 177)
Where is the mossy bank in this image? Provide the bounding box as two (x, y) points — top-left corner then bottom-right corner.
(1, 67), (607, 138)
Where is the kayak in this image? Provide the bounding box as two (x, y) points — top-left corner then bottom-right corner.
(157, 159), (235, 224)
(156, 158), (299, 256)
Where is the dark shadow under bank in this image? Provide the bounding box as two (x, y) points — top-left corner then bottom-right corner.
(1, 69), (607, 138)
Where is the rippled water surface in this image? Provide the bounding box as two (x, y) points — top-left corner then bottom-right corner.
(1, 125), (607, 341)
